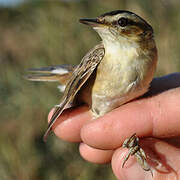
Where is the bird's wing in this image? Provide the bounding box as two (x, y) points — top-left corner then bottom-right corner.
(43, 43), (105, 141)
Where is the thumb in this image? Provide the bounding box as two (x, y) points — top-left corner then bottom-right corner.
(111, 138), (180, 180)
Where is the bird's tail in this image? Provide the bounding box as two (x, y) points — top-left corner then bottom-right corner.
(25, 64), (76, 91)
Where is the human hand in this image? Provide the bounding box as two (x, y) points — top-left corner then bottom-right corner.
(48, 73), (180, 180)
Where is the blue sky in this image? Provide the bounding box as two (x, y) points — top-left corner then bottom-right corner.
(0, 0), (24, 6)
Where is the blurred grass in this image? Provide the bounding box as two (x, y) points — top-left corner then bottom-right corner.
(0, 0), (180, 179)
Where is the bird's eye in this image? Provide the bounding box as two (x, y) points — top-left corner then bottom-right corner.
(118, 17), (128, 27)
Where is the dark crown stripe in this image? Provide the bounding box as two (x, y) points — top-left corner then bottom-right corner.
(101, 10), (134, 17)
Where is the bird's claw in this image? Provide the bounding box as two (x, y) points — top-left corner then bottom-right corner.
(122, 134), (153, 176)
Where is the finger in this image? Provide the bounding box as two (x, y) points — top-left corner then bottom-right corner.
(79, 143), (114, 164)
(81, 88), (180, 149)
(48, 105), (92, 142)
(112, 138), (180, 180)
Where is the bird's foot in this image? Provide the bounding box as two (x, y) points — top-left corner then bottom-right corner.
(122, 133), (153, 176)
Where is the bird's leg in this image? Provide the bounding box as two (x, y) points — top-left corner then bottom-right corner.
(122, 146), (138, 168)
(135, 148), (153, 176)
(122, 134), (152, 176)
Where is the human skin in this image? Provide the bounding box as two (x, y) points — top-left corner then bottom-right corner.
(48, 73), (180, 180)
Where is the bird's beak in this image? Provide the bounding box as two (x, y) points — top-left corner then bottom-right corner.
(79, 18), (103, 27)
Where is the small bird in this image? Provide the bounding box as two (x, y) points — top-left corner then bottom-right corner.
(26, 10), (157, 174)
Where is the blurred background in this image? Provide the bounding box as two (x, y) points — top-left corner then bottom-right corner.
(0, 0), (180, 179)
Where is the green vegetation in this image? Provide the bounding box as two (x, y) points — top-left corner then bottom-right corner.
(0, 0), (180, 179)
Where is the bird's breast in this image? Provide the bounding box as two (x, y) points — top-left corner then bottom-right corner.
(92, 47), (141, 96)
(89, 46), (156, 117)
(78, 40), (157, 117)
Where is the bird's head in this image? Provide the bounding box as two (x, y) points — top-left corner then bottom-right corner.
(80, 10), (154, 44)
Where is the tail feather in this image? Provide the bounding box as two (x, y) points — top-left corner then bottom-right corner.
(25, 64), (76, 84)
(24, 74), (61, 82)
(27, 64), (75, 75)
